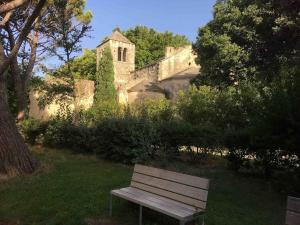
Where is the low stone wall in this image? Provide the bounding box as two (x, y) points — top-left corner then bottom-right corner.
(29, 79), (95, 120)
(74, 79), (95, 110)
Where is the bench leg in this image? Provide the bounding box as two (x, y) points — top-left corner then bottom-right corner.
(139, 205), (143, 225)
(197, 214), (205, 225)
(109, 193), (112, 216)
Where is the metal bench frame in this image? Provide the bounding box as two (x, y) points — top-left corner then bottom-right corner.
(109, 164), (210, 225)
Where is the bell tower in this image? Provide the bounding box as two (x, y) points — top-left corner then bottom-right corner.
(96, 30), (135, 89)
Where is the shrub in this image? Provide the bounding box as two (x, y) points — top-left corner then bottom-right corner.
(43, 118), (95, 153)
(133, 98), (175, 122)
(94, 117), (159, 164)
(157, 121), (222, 160)
(20, 118), (48, 145)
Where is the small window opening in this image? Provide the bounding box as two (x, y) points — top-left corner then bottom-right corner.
(123, 48), (127, 62)
(118, 47), (122, 61)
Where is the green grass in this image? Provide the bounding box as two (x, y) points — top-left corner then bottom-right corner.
(0, 147), (286, 225)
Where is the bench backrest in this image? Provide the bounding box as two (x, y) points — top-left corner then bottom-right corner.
(286, 196), (300, 225)
(130, 164), (210, 211)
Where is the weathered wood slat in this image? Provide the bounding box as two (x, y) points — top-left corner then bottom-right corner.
(111, 189), (196, 220)
(286, 210), (300, 225)
(132, 172), (208, 201)
(287, 196), (300, 213)
(134, 164), (209, 190)
(131, 181), (206, 209)
(127, 187), (203, 213)
(110, 164), (210, 224)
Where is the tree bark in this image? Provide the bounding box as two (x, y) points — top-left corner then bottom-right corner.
(10, 59), (26, 121)
(6, 15), (40, 122)
(0, 0), (46, 75)
(0, 0), (28, 14)
(0, 74), (38, 177)
(0, 0), (45, 177)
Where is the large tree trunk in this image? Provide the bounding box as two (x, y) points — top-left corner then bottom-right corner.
(0, 76), (38, 177)
(10, 58), (27, 122)
(15, 83), (27, 122)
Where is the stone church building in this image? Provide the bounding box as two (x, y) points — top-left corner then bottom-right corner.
(96, 30), (200, 104)
(29, 30), (200, 120)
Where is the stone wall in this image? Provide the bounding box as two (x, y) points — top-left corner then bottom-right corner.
(74, 79), (94, 110)
(132, 63), (159, 82)
(29, 79), (94, 121)
(158, 46), (198, 81)
(128, 91), (165, 104)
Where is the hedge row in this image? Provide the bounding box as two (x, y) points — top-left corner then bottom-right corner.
(20, 117), (220, 164)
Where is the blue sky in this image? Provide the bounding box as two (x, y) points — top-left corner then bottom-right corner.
(46, 0), (216, 69)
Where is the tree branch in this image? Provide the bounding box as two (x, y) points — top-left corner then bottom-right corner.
(0, 0), (27, 14)
(25, 15), (40, 87)
(0, 0), (46, 76)
(0, 11), (13, 28)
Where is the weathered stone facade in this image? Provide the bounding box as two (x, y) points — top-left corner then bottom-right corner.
(29, 30), (200, 120)
(96, 30), (200, 104)
(29, 78), (94, 121)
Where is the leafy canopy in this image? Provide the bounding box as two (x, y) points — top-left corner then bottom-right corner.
(52, 49), (96, 80)
(124, 26), (191, 69)
(194, 0), (299, 87)
(44, 0), (93, 67)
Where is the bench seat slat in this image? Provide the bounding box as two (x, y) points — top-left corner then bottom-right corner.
(127, 187), (201, 212)
(111, 188), (201, 220)
(132, 172), (208, 201)
(131, 181), (206, 209)
(134, 164), (209, 189)
(286, 196), (300, 225)
(287, 196), (300, 213)
(286, 211), (300, 225)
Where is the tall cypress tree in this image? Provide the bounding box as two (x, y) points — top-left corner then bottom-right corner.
(93, 47), (119, 119)
(95, 47), (117, 104)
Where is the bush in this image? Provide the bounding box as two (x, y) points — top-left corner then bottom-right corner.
(20, 118), (48, 145)
(43, 118), (95, 153)
(94, 117), (159, 164)
(157, 121), (222, 160)
(133, 98), (175, 122)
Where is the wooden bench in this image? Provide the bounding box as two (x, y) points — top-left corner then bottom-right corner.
(109, 164), (210, 225)
(286, 196), (300, 225)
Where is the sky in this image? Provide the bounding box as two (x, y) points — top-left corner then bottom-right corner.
(46, 0), (216, 69)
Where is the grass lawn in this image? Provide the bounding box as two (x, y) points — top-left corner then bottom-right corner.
(0, 147), (286, 225)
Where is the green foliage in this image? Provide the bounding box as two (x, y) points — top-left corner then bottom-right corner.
(124, 26), (190, 69)
(95, 47), (117, 103)
(43, 118), (94, 153)
(45, 0), (93, 65)
(132, 98), (175, 122)
(194, 0), (299, 87)
(19, 118), (48, 145)
(178, 85), (248, 130)
(36, 81), (74, 110)
(52, 49), (97, 80)
(178, 81), (299, 176)
(93, 47), (118, 120)
(94, 118), (158, 164)
(87, 101), (120, 122)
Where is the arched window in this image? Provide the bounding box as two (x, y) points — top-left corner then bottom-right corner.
(123, 48), (127, 62)
(118, 47), (122, 61)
